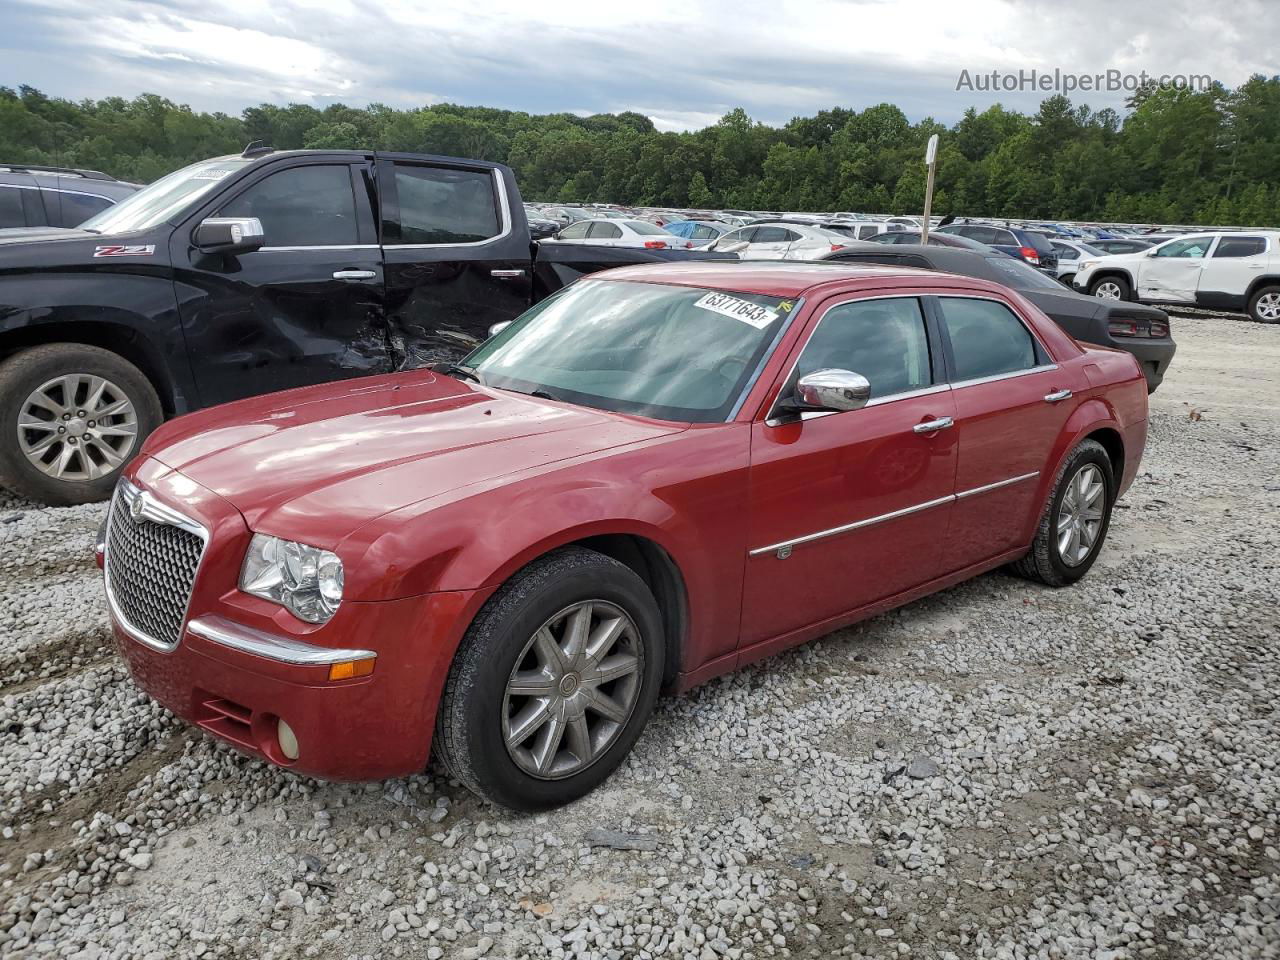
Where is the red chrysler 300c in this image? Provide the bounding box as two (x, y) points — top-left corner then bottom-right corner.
(100, 262), (1147, 809)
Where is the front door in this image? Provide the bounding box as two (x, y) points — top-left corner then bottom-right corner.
(171, 158), (391, 408)
(1136, 235), (1214, 301)
(935, 295), (1082, 571)
(741, 294), (958, 648)
(377, 156), (533, 368)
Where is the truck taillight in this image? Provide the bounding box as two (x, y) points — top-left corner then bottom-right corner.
(1019, 246), (1040, 265)
(643, 240), (668, 249)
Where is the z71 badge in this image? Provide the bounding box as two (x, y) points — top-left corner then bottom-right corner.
(93, 245), (155, 258)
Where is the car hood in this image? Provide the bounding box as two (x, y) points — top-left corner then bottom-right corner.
(144, 370), (686, 544)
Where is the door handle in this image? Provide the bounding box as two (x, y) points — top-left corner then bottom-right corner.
(1044, 389), (1072, 403)
(490, 269), (525, 278)
(913, 417), (954, 434)
(332, 270), (376, 281)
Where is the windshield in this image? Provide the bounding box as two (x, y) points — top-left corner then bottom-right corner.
(80, 157), (255, 234)
(984, 255), (1065, 291)
(466, 279), (795, 422)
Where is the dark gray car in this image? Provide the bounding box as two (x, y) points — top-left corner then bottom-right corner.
(820, 244), (1175, 393)
(0, 164), (141, 229)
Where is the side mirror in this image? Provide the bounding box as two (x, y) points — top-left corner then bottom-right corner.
(194, 217), (265, 255)
(487, 321), (512, 339)
(790, 368), (872, 413)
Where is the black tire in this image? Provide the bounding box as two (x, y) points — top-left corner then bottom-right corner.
(1011, 439), (1115, 587)
(1060, 273), (1076, 288)
(1089, 274), (1132, 302)
(0, 344), (162, 506)
(434, 546), (665, 811)
(1247, 284), (1280, 324)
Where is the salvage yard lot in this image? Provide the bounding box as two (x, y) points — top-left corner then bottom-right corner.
(1, 313), (1277, 959)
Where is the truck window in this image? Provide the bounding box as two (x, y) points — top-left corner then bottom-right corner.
(219, 165), (358, 247)
(393, 165), (501, 245)
(0, 187), (24, 228)
(51, 191), (112, 228)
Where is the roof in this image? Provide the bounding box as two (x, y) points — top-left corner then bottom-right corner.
(590, 259), (1002, 299)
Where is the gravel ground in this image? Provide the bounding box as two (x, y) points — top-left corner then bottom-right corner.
(1, 313), (1277, 960)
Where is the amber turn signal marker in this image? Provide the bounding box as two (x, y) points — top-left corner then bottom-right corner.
(328, 658), (375, 681)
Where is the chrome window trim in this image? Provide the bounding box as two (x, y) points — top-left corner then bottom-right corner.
(748, 471), (1040, 557)
(44, 186), (115, 203)
(256, 244), (380, 252)
(949, 363), (1058, 391)
(103, 480), (210, 653)
(381, 166), (512, 250)
(187, 615), (376, 666)
(0, 182), (38, 191)
(764, 293), (940, 425)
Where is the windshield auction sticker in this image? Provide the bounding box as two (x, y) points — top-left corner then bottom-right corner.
(694, 292), (779, 329)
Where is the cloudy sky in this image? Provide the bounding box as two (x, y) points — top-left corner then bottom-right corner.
(0, 0), (1267, 130)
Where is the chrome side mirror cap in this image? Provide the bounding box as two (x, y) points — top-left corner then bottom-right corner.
(792, 368), (872, 412)
(194, 217), (265, 255)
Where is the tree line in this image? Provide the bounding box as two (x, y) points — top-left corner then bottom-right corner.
(2, 77), (1278, 226)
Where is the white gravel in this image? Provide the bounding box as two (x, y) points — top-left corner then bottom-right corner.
(1, 312), (1278, 960)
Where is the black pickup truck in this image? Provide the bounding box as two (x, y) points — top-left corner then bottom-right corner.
(0, 147), (724, 505)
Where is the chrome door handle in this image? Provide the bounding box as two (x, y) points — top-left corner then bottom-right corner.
(913, 417), (954, 434)
(490, 269), (525, 278)
(332, 270), (376, 281)
(1044, 389), (1072, 403)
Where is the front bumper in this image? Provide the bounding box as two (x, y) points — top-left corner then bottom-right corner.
(104, 458), (479, 780)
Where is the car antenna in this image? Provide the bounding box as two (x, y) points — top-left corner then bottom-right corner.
(241, 140), (274, 158)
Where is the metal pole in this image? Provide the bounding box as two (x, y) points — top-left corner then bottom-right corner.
(921, 134), (938, 245)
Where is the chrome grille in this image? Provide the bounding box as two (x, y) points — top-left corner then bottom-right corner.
(104, 482), (208, 651)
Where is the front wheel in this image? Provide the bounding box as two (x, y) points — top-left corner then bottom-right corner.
(0, 344), (163, 506)
(434, 547), (665, 810)
(1011, 439), (1115, 587)
(1090, 275), (1131, 301)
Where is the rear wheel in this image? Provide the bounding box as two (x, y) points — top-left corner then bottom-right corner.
(0, 344), (162, 506)
(1012, 439), (1114, 587)
(434, 547), (664, 810)
(1090, 275), (1131, 301)
(1248, 285), (1280, 323)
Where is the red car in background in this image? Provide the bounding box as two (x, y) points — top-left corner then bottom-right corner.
(100, 262), (1148, 810)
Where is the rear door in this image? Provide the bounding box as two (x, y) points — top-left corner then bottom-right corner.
(935, 295), (1081, 571)
(378, 156), (533, 367)
(171, 156), (392, 407)
(1195, 235), (1270, 301)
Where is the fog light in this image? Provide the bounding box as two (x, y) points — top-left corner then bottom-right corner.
(328, 658), (375, 682)
(277, 718), (300, 760)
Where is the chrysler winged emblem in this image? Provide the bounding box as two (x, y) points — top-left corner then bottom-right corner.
(129, 494), (147, 523)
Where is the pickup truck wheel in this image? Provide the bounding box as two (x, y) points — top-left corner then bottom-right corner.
(1248, 285), (1280, 323)
(1011, 439), (1114, 587)
(1090, 276), (1131, 301)
(0, 345), (162, 506)
(434, 546), (664, 811)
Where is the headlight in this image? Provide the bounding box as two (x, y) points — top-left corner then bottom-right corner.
(240, 534), (344, 623)
(1079, 260), (1098, 271)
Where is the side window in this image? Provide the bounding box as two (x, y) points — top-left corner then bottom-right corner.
(588, 222), (622, 239)
(0, 187), (24, 228)
(393, 164), (500, 244)
(962, 226), (998, 244)
(1154, 236), (1212, 258)
(941, 298), (1038, 382)
(857, 225), (878, 239)
(558, 222), (589, 239)
(753, 226), (788, 243)
(1052, 242), (1077, 260)
(792, 297), (933, 400)
(1213, 236), (1267, 258)
(220, 165), (357, 247)
(990, 229), (1017, 246)
(692, 225), (716, 240)
(52, 191), (112, 227)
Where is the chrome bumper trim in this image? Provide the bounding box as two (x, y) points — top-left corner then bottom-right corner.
(186, 615), (376, 666)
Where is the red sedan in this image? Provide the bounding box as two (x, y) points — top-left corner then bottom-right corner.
(100, 262), (1147, 810)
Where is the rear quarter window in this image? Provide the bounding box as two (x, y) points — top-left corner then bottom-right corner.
(940, 298), (1039, 382)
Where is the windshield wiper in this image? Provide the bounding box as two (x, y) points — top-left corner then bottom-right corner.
(527, 389), (560, 402)
(432, 362), (482, 384)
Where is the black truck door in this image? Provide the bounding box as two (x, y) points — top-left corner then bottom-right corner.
(376, 154), (533, 367)
(170, 156), (391, 407)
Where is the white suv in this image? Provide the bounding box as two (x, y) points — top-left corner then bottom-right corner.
(1073, 232), (1280, 323)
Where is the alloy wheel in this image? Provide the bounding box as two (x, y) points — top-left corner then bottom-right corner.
(1094, 281), (1122, 300)
(502, 600), (644, 780)
(1057, 463), (1105, 566)
(1256, 292), (1280, 323)
(17, 374), (138, 482)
